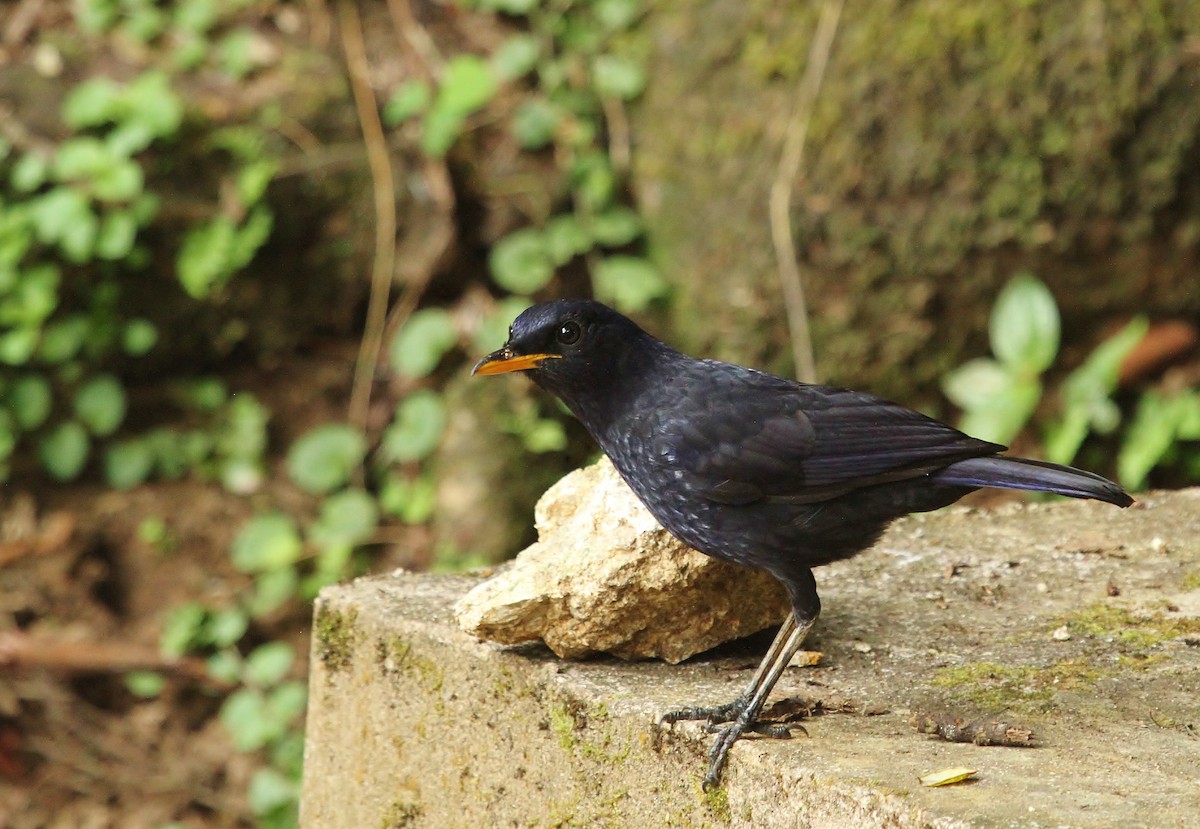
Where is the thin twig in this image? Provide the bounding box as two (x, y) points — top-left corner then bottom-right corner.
(769, 0), (843, 384)
(339, 0), (397, 432)
(387, 0), (444, 79)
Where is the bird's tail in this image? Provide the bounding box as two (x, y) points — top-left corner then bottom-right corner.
(931, 456), (1133, 508)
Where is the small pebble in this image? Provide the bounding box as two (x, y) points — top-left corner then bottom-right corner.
(853, 641), (873, 654)
(1052, 625), (1071, 641)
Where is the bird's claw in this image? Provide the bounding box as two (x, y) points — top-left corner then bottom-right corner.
(658, 697), (748, 728)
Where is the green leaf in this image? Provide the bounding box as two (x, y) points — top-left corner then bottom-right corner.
(207, 649), (242, 684)
(125, 670), (166, 698)
(592, 0), (640, 30)
(95, 210), (138, 259)
(472, 297), (530, 355)
(590, 206), (641, 247)
(125, 71), (183, 141)
(512, 98), (561, 149)
(592, 256), (668, 312)
(389, 308), (458, 379)
(0, 328), (39, 365)
(231, 512), (303, 573)
(941, 358), (1013, 411)
(10, 152), (48, 192)
(177, 217), (235, 298)
(220, 687), (273, 751)
(591, 55), (645, 100)
(248, 767), (298, 817)
(381, 390), (446, 463)
(122, 318), (158, 355)
(492, 34), (542, 81)
(9, 375), (52, 430)
(74, 374), (126, 436)
(383, 80), (431, 125)
(570, 152), (616, 210)
(39, 314), (88, 363)
(1117, 391), (1194, 489)
(286, 423), (366, 494)
(40, 420), (89, 480)
(419, 107), (466, 158)
(174, 0), (219, 33)
(308, 488), (379, 548)
(247, 567), (299, 618)
(244, 641), (295, 687)
(62, 77), (122, 128)
(958, 378), (1041, 445)
(208, 607), (249, 648)
(989, 272), (1060, 374)
(105, 438), (155, 489)
(160, 602), (208, 657)
(490, 228), (554, 293)
(543, 215), (592, 265)
(379, 474), (437, 524)
(437, 54), (497, 115)
(521, 418), (568, 453)
(236, 160), (277, 206)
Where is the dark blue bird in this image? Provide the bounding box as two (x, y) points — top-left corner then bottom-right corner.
(474, 299), (1132, 788)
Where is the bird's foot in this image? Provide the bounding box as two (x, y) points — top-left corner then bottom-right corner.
(658, 698), (746, 727)
(660, 698), (805, 790)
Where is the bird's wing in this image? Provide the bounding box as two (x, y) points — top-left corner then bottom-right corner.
(661, 368), (1003, 505)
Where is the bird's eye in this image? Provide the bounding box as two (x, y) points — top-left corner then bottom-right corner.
(557, 321), (582, 345)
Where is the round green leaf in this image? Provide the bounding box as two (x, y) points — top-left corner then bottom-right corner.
(472, 297), (531, 355)
(591, 54), (645, 100)
(590, 206), (642, 247)
(543, 215), (592, 265)
(285, 423), (366, 494)
(160, 602), (207, 657)
(247, 567), (299, 618)
(512, 98), (561, 150)
(308, 488), (379, 548)
(231, 512), (303, 573)
(40, 420), (89, 480)
(125, 670), (166, 698)
(490, 228), (554, 293)
(383, 80), (431, 126)
(248, 767), (298, 817)
(381, 390), (446, 463)
(208, 607), (249, 648)
(593, 256), (668, 313)
(95, 210), (138, 259)
(989, 272), (1060, 373)
(9, 375), (52, 430)
(492, 34), (541, 81)
(105, 438), (155, 489)
(389, 308), (458, 379)
(62, 77), (122, 129)
(940, 358), (1012, 411)
(244, 641), (295, 687)
(437, 54), (497, 115)
(38, 315), (89, 363)
(220, 687), (272, 751)
(122, 318), (158, 355)
(74, 374), (126, 436)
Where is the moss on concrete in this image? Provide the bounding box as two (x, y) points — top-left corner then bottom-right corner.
(379, 799), (422, 829)
(1059, 602), (1200, 649)
(314, 604), (359, 674)
(931, 659), (1099, 712)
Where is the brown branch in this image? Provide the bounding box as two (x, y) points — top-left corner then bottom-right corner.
(0, 631), (227, 688)
(387, 0), (444, 80)
(769, 0), (843, 383)
(339, 0), (397, 433)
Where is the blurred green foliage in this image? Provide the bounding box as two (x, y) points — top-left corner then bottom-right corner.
(943, 273), (1197, 489)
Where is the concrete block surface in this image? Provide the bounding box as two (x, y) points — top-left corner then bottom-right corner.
(301, 491), (1200, 828)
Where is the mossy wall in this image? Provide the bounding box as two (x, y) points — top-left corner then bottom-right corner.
(634, 0), (1200, 402)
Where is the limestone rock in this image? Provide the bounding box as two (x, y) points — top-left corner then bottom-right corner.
(454, 457), (788, 663)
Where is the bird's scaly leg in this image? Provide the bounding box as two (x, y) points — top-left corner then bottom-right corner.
(659, 568), (820, 789)
(659, 613), (816, 789)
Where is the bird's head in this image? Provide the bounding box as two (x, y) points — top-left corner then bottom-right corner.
(472, 299), (665, 412)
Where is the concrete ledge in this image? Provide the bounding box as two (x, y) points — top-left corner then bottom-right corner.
(301, 492), (1200, 828)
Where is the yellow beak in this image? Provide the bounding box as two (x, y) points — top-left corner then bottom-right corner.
(471, 349), (561, 376)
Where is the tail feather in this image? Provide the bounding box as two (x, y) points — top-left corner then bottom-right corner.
(932, 456), (1133, 508)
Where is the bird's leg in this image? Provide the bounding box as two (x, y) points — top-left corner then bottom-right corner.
(661, 569), (821, 790)
(659, 613), (799, 726)
(700, 614), (814, 789)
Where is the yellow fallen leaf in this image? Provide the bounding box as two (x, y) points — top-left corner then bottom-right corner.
(919, 767), (978, 787)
